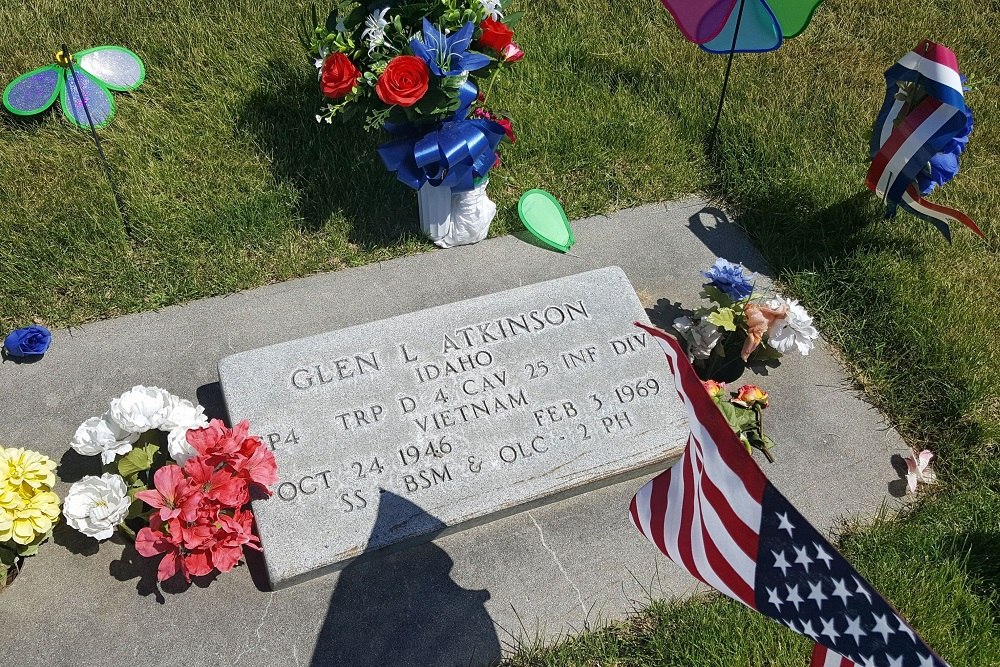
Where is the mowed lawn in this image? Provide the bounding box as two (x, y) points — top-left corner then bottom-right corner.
(2, 1), (998, 665)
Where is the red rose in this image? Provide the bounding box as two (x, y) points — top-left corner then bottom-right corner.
(375, 55), (430, 107)
(321, 53), (361, 100)
(496, 117), (516, 143)
(479, 17), (514, 52)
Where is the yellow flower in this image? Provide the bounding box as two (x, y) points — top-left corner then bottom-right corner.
(0, 490), (60, 545)
(0, 447), (56, 495)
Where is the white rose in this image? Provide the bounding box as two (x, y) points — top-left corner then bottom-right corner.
(160, 397), (208, 431)
(766, 296), (819, 356)
(70, 414), (140, 465)
(62, 473), (131, 541)
(107, 385), (174, 433)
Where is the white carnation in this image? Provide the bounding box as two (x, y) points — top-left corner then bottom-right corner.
(167, 425), (201, 465)
(766, 296), (819, 356)
(70, 414), (140, 465)
(107, 385), (174, 433)
(674, 315), (723, 361)
(160, 396), (207, 431)
(63, 473), (131, 541)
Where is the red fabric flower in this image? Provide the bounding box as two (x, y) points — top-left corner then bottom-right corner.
(375, 55), (430, 107)
(233, 445), (279, 497)
(496, 117), (516, 143)
(500, 42), (524, 63)
(479, 18), (514, 52)
(321, 53), (361, 100)
(135, 465), (201, 522)
(183, 457), (248, 508)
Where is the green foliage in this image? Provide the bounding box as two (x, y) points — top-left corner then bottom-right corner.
(116, 442), (158, 480)
(704, 306), (736, 331)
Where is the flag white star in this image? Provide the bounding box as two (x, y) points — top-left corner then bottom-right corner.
(772, 549), (791, 576)
(820, 617), (840, 642)
(886, 655), (904, 667)
(813, 542), (834, 568)
(807, 580), (828, 609)
(766, 587), (783, 611)
(800, 619), (820, 640)
(858, 655), (877, 667)
(844, 615), (865, 645)
(918, 654), (935, 666)
(832, 578), (852, 606)
(794, 545), (814, 572)
(871, 613), (895, 643)
(777, 512), (795, 537)
(853, 576), (873, 603)
(896, 615), (917, 642)
(785, 584), (804, 611)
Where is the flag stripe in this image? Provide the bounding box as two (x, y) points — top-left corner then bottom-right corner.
(812, 643), (858, 667)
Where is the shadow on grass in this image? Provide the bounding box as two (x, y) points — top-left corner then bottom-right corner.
(236, 59), (419, 247)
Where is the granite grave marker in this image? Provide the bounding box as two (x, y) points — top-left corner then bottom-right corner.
(219, 267), (689, 588)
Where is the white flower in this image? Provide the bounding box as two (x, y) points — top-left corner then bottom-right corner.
(905, 449), (937, 494)
(362, 6), (391, 54)
(160, 396), (207, 431)
(674, 316), (723, 361)
(479, 0), (504, 20)
(107, 385), (173, 433)
(160, 397), (209, 464)
(63, 474), (131, 541)
(765, 296), (819, 356)
(70, 414), (140, 465)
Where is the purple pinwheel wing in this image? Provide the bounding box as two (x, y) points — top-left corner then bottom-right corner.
(75, 46), (146, 91)
(3, 65), (63, 116)
(660, 0), (738, 44)
(701, 0), (782, 53)
(61, 67), (115, 129)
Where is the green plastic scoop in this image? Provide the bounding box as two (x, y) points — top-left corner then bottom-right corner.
(517, 189), (574, 253)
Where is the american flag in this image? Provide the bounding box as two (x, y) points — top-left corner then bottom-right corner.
(865, 40), (982, 241)
(629, 323), (949, 667)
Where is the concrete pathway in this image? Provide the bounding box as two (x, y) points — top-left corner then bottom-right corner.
(0, 200), (909, 667)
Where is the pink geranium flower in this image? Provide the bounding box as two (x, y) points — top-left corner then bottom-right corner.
(136, 465), (201, 522)
(183, 456), (249, 508)
(135, 515), (188, 582)
(233, 445), (279, 497)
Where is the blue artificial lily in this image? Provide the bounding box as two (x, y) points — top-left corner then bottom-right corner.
(410, 19), (490, 77)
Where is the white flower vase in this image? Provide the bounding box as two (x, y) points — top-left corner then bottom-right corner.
(417, 179), (497, 248)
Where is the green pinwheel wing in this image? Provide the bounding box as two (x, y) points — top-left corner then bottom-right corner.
(767, 0), (824, 39)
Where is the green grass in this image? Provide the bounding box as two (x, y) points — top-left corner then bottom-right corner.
(2, 0), (999, 665)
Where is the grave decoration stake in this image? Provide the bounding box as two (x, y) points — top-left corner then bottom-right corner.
(517, 189), (574, 253)
(3, 44), (145, 237)
(658, 0), (824, 148)
(866, 40), (983, 242)
(302, 2), (522, 247)
(630, 324), (952, 667)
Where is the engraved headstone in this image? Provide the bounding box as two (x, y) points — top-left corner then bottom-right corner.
(219, 267), (688, 588)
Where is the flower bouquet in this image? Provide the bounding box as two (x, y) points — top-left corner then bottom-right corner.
(673, 258), (819, 381)
(65, 386), (278, 584)
(703, 381), (777, 462)
(302, 0), (523, 247)
(0, 447), (61, 589)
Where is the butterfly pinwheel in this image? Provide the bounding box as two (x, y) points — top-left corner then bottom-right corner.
(3, 45), (145, 129)
(662, 0), (824, 53)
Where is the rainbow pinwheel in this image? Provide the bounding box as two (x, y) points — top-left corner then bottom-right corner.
(3, 46), (145, 129)
(661, 0), (824, 53)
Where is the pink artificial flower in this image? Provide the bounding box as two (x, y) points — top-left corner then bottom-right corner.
(187, 419), (253, 467)
(496, 117), (516, 143)
(233, 445), (279, 497)
(905, 449), (937, 494)
(184, 456), (249, 508)
(212, 510), (261, 573)
(136, 465), (201, 522)
(742, 301), (787, 361)
(135, 515), (188, 582)
(501, 42), (524, 63)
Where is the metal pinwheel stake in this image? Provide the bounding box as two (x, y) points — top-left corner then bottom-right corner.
(658, 0), (824, 149)
(3, 44), (146, 237)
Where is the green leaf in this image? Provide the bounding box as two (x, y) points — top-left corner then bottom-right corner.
(117, 447), (153, 479)
(126, 498), (146, 520)
(0, 544), (16, 566)
(503, 11), (524, 28)
(705, 308), (737, 332)
(700, 285), (734, 307)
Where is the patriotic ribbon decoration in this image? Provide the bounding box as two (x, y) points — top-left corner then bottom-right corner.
(378, 79), (505, 192)
(629, 323), (950, 667)
(866, 40), (983, 241)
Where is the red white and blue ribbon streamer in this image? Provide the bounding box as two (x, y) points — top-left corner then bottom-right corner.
(866, 41), (983, 241)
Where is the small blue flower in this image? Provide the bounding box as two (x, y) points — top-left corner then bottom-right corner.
(410, 19), (490, 77)
(702, 258), (754, 301)
(3, 324), (51, 357)
(917, 106), (973, 196)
